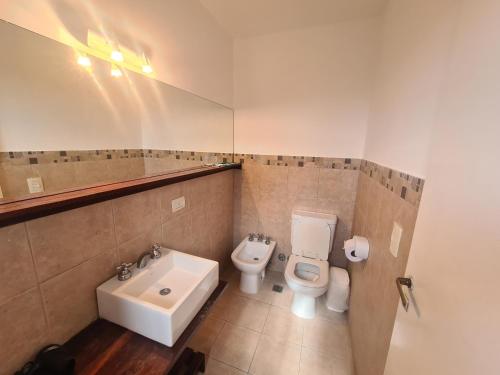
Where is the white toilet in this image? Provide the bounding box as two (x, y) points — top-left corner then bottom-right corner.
(284, 210), (337, 319)
(231, 235), (276, 294)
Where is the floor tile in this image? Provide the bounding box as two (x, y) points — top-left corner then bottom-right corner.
(249, 335), (301, 375)
(262, 305), (304, 345)
(316, 295), (349, 324)
(202, 357), (247, 375)
(213, 293), (270, 332)
(302, 317), (351, 359)
(188, 317), (225, 356)
(211, 323), (260, 371)
(299, 347), (353, 375)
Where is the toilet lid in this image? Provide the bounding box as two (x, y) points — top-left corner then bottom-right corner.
(292, 220), (333, 260)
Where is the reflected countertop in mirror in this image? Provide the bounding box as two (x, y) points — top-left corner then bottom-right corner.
(0, 19), (234, 203)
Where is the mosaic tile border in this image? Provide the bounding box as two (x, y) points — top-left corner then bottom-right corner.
(359, 160), (424, 207)
(0, 149), (233, 166)
(234, 153), (361, 170)
(235, 153), (424, 207)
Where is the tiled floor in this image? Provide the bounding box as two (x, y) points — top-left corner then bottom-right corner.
(189, 267), (354, 375)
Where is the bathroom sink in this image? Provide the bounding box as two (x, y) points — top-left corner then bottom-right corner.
(97, 248), (218, 347)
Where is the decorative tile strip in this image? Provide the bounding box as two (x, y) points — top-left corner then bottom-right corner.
(234, 153), (423, 207)
(0, 149), (233, 166)
(234, 153), (362, 170)
(359, 160), (424, 207)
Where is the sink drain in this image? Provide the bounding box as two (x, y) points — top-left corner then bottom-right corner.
(159, 288), (171, 296)
(253, 257), (259, 261)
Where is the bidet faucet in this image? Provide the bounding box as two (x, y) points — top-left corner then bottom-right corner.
(136, 244), (162, 269)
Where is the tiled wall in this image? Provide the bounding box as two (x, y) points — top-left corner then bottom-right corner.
(233, 154), (361, 270)
(0, 149), (233, 199)
(0, 170), (234, 375)
(349, 170), (421, 375)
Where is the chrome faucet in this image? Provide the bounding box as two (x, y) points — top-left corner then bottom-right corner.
(257, 233), (264, 242)
(136, 244), (162, 269)
(116, 263), (133, 281)
(265, 236), (271, 245)
(248, 233), (256, 241)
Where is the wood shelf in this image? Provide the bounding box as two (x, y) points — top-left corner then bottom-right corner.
(0, 164), (240, 227)
(63, 280), (227, 375)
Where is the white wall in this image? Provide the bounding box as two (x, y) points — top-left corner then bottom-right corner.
(0, 0), (233, 107)
(233, 18), (380, 158)
(363, 0), (457, 178)
(385, 0), (500, 373)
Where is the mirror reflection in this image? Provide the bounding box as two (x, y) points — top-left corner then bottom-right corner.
(0, 20), (234, 202)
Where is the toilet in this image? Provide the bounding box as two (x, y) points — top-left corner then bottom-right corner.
(284, 210), (337, 319)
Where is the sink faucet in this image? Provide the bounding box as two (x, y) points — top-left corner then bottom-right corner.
(257, 233), (264, 242)
(136, 244), (162, 269)
(116, 263), (133, 281)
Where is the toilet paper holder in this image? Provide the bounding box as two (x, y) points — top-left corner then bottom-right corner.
(344, 235), (370, 262)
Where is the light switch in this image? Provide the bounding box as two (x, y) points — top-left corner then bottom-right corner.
(171, 196), (186, 213)
(27, 177), (44, 194)
(390, 222), (403, 258)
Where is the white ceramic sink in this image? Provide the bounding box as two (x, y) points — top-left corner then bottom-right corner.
(97, 248), (218, 347)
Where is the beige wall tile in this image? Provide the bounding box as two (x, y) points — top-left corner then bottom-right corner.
(287, 166), (320, 200)
(0, 288), (49, 375)
(161, 211), (193, 253)
(117, 226), (162, 264)
(31, 162), (77, 193)
(0, 224), (37, 305)
(40, 250), (117, 343)
(318, 169), (358, 202)
(234, 164), (359, 270)
(158, 183), (184, 223)
(182, 174), (209, 209)
(113, 189), (161, 245)
(27, 202), (116, 281)
(0, 172), (236, 373)
(349, 175), (419, 375)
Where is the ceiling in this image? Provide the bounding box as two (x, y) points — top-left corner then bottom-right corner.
(199, 0), (389, 38)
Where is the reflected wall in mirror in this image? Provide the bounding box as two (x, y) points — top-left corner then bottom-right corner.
(0, 20), (234, 202)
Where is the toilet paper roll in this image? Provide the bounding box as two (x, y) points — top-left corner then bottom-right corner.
(344, 236), (369, 262)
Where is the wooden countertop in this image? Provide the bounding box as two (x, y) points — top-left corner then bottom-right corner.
(63, 281), (227, 375)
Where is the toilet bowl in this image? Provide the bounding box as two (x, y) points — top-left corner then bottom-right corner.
(231, 236), (276, 294)
(284, 210), (337, 319)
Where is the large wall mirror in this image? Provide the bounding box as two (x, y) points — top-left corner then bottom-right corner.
(0, 20), (234, 203)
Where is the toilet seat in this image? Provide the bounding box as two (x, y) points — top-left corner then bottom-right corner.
(285, 254), (329, 290)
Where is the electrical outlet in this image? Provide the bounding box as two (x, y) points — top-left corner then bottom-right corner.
(27, 177), (44, 194)
(171, 196), (186, 213)
(390, 222), (403, 258)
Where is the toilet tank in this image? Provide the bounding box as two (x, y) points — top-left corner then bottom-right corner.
(291, 210), (337, 260)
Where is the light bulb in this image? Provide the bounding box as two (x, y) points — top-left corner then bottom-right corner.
(77, 54), (91, 67)
(142, 65), (153, 74)
(111, 50), (123, 62)
(111, 65), (122, 77)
